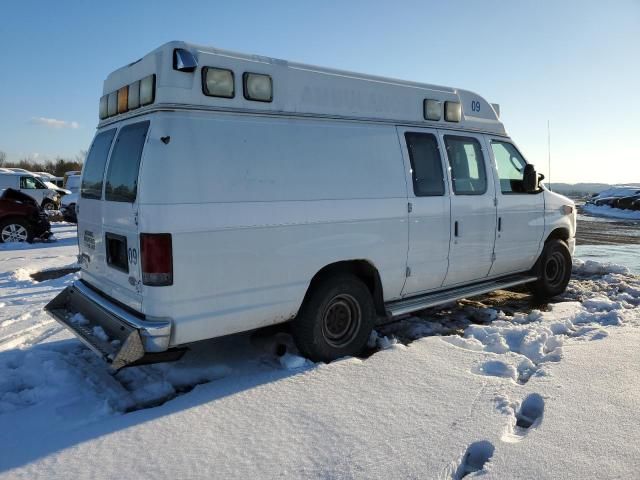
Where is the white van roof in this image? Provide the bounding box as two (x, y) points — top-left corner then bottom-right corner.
(100, 41), (507, 136)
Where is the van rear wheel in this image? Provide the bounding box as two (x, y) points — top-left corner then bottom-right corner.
(292, 275), (375, 362)
(530, 238), (572, 300)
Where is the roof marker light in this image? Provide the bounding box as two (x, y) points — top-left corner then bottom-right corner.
(444, 101), (461, 122)
(140, 74), (156, 106)
(423, 99), (441, 121)
(107, 92), (118, 117)
(244, 72), (272, 102)
(117, 86), (129, 114)
(202, 67), (235, 98)
(128, 80), (141, 110)
(99, 95), (108, 119)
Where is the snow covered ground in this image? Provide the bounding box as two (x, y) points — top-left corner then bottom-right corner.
(1, 224), (639, 479)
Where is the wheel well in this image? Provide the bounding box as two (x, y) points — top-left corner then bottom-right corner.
(546, 227), (570, 243)
(304, 260), (386, 317)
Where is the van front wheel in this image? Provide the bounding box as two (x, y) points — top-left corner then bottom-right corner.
(292, 275), (375, 362)
(530, 238), (572, 300)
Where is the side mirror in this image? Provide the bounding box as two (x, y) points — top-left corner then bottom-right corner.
(523, 164), (538, 193)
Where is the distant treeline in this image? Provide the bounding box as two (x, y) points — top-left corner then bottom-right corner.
(0, 150), (84, 177)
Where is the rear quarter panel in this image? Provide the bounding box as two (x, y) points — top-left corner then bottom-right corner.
(138, 112), (409, 345)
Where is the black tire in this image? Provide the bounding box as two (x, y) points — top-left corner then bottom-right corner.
(0, 218), (32, 243)
(530, 239), (572, 300)
(292, 274), (375, 362)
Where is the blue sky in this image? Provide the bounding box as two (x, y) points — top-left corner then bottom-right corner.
(1, 0), (638, 183)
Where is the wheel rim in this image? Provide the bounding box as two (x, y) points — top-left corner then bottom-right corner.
(544, 251), (566, 288)
(1, 224), (28, 243)
(43, 202), (55, 211)
(321, 293), (362, 348)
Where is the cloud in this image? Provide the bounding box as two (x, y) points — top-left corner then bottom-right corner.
(30, 117), (80, 129)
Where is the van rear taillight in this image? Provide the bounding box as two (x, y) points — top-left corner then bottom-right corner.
(140, 233), (173, 286)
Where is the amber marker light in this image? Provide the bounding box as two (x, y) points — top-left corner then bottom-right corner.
(117, 86), (129, 114)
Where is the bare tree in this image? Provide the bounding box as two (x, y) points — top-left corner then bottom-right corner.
(0, 150), (6, 167)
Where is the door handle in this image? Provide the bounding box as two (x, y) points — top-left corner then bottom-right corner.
(498, 217), (502, 232)
(454, 221), (459, 237)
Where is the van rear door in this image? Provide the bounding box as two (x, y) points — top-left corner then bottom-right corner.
(78, 120), (150, 312)
(100, 120), (150, 310)
(77, 128), (117, 287)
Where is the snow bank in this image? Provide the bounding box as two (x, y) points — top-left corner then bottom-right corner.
(582, 203), (640, 220)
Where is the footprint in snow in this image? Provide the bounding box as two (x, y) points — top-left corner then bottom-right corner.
(516, 393), (545, 429)
(502, 393), (545, 442)
(453, 440), (495, 479)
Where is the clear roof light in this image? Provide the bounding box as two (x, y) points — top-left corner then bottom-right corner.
(445, 101), (461, 122)
(99, 95), (108, 119)
(203, 67), (234, 98)
(107, 92), (118, 117)
(424, 99), (441, 121)
(128, 80), (141, 110)
(140, 74), (156, 106)
(244, 73), (272, 102)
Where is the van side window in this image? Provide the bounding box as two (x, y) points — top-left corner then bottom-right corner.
(105, 121), (150, 203)
(81, 129), (117, 199)
(491, 141), (528, 193)
(444, 136), (487, 195)
(404, 132), (445, 196)
(20, 177), (37, 189)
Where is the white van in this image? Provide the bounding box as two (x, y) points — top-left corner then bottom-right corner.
(0, 172), (60, 210)
(46, 42), (576, 369)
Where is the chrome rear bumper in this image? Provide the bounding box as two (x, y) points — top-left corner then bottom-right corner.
(45, 281), (184, 370)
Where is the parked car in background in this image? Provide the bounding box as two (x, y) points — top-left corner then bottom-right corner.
(60, 192), (78, 223)
(33, 173), (72, 197)
(593, 196), (618, 206)
(64, 171), (82, 188)
(34, 172), (65, 188)
(0, 172), (60, 210)
(65, 174), (81, 194)
(614, 194), (640, 210)
(0, 188), (51, 243)
(60, 174), (81, 222)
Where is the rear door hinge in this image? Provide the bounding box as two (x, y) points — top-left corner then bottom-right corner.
(406, 266), (411, 277)
(493, 197), (498, 207)
(491, 252), (497, 262)
(134, 211), (139, 226)
(407, 202), (413, 213)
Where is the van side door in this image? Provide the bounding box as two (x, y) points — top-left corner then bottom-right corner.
(396, 127), (451, 295)
(486, 138), (545, 275)
(440, 131), (497, 286)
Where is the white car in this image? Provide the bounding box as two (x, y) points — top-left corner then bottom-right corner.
(46, 41), (576, 370)
(0, 172), (60, 210)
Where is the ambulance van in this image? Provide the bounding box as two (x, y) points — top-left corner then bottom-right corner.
(46, 42), (576, 369)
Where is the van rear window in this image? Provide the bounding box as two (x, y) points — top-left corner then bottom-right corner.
(105, 121), (149, 203)
(81, 129), (116, 199)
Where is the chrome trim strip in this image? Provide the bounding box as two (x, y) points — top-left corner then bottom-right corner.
(387, 274), (538, 317)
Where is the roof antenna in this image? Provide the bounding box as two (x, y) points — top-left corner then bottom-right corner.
(547, 120), (552, 191)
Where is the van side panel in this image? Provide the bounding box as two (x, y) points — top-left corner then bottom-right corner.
(137, 112), (408, 345)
